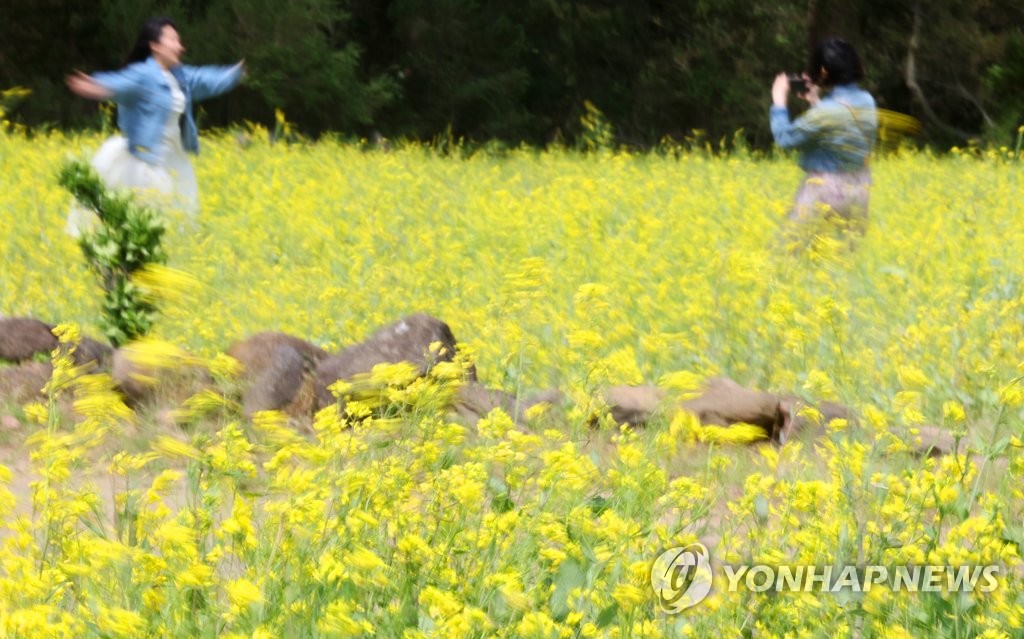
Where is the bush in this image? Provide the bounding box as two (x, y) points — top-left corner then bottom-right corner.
(58, 160), (167, 346)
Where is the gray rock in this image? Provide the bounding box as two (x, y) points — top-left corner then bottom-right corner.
(681, 377), (782, 439)
(605, 384), (668, 426)
(72, 337), (113, 368)
(0, 317), (110, 368)
(314, 314), (473, 411)
(595, 377), (855, 445)
(525, 388), (566, 411)
(243, 345), (307, 416)
(455, 382), (518, 422)
(0, 318), (57, 362)
(227, 332), (328, 375)
(228, 332), (328, 416)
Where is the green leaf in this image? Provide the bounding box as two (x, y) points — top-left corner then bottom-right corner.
(585, 494), (609, 515)
(488, 477), (514, 513)
(549, 559), (586, 622)
(595, 603), (618, 627)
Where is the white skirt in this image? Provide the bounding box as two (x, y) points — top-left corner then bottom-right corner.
(65, 135), (200, 238)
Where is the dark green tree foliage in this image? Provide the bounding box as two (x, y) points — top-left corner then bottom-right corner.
(987, 30), (1024, 136)
(385, 0), (533, 141)
(58, 160), (167, 347)
(0, 0), (119, 128)
(181, 0), (399, 132)
(1, 0), (1023, 146)
(622, 0), (807, 147)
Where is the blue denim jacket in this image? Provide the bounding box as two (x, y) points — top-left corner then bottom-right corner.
(769, 84), (878, 173)
(92, 57), (243, 165)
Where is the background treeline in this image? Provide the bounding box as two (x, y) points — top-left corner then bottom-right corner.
(2, 0), (1023, 149)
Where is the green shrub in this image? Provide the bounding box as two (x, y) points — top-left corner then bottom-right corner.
(58, 160), (167, 346)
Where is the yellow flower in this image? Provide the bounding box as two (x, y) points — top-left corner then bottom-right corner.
(420, 586), (463, 620)
(97, 606), (146, 638)
(897, 365), (929, 390)
(152, 435), (204, 460)
(999, 383), (1024, 408)
(122, 337), (201, 370)
(567, 329), (604, 350)
(477, 407), (517, 440)
(938, 485), (959, 506)
(227, 578), (264, 608)
(940, 400), (966, 423)
(207, 352), (243, 379)
(23, 402), (49, 425)
(826, 417), (849, 432)
(347, 545), (386, 571)
(131, 263), (201, 302)
(658, 370), (705, 396)
(697, 423), (769, 444)
(611, 583), (647, 611)
(803, 369), (837, 401)
(175, 562), (214, 588)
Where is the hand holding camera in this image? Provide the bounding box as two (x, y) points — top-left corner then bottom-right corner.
(787, 74), (808, 96)
(772, 72), (818, 107)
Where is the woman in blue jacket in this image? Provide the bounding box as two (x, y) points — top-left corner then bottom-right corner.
(65, 17), (244, 236)
(770, 37), (877, 246)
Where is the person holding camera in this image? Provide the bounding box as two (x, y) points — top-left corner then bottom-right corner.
(770, 37), (877, 247)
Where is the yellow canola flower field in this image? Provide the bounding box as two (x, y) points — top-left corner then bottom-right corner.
(1, 125), (1024, 637)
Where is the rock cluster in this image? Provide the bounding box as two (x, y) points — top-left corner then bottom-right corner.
(0, 315), (973, 457)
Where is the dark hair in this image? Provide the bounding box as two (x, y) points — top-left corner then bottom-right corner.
(809, 37), (864, 87)
(126, 17), (178, 64)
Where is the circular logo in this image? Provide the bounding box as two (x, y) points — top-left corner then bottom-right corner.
(650, 543), (713, 613)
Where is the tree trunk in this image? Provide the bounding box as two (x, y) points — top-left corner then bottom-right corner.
(806, 0), (818, 59)
(903, 2), (974, 141)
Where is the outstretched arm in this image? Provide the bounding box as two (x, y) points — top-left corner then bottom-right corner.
(65, 71), (113, 101)
(185, 61), (245, 103)
(68, 66), (146, 103)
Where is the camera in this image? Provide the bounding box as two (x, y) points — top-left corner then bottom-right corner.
(787, 74), (808, 95)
